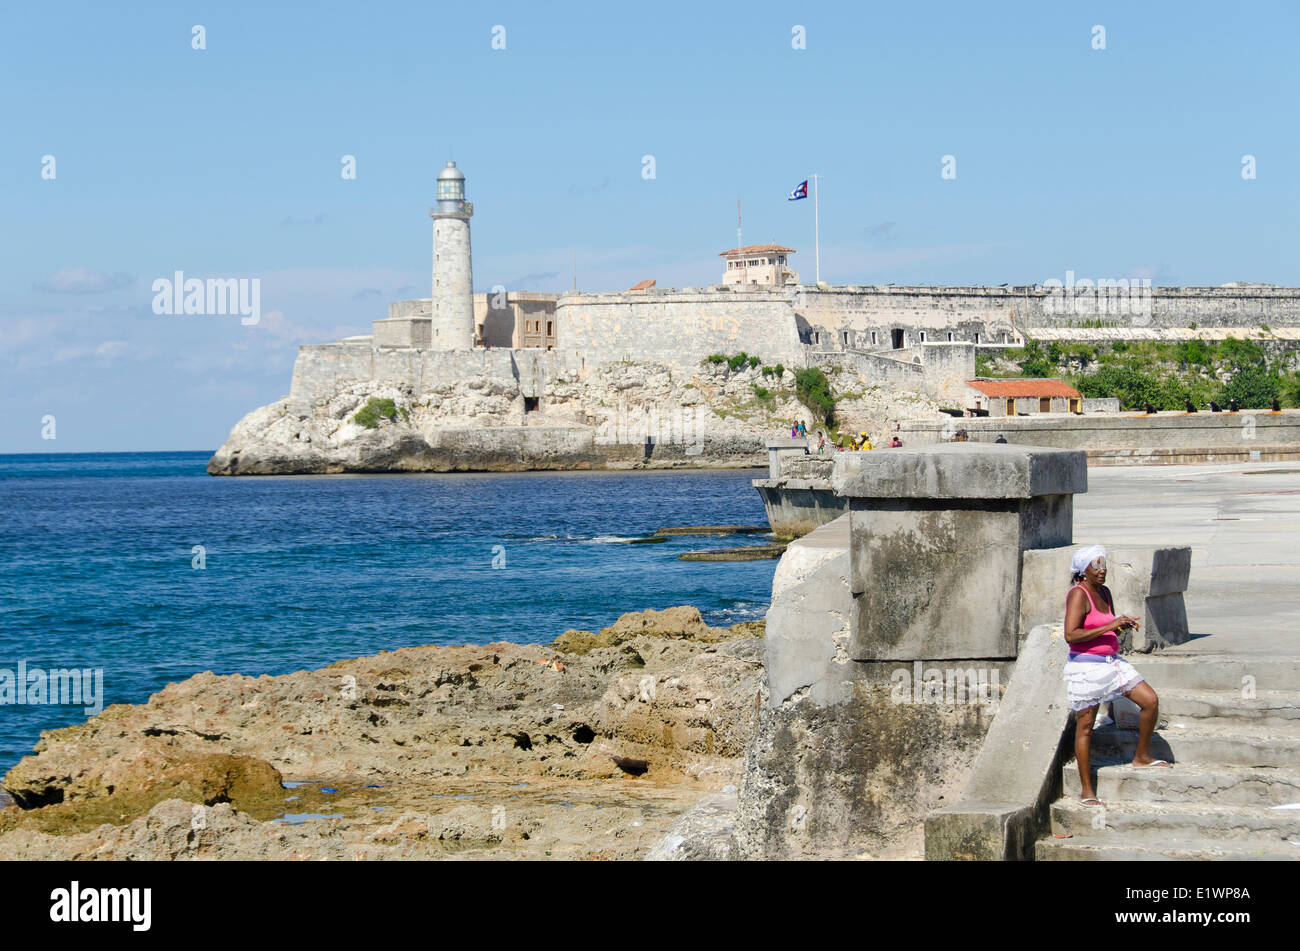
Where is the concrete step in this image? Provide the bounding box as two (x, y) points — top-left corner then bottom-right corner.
(1051, 798), (1300, 844)
(1089, 723), (1300, 768)
(1063, 762), (1300, 806)
(1157, 688), (1300, 729)
(1036, 834), (1300, 861)
(1136, 655), (1300, 692)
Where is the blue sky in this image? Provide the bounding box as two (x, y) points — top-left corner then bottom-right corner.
(3, 0), (1297, 452)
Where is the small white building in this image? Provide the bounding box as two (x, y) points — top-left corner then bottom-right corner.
(719, 243), (799, 286)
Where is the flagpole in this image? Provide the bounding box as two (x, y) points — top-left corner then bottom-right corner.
(737, 199), (745, 285)
(813, 173), (820, 284)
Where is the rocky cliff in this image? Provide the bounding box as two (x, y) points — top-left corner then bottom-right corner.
(207, 358), (944, 475)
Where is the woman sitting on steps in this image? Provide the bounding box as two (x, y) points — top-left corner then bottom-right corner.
(1064, 545), (1171, 807)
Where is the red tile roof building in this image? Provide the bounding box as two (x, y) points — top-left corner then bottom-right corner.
(964, 378), (1083, 417)
(966, 378), (1081, 399)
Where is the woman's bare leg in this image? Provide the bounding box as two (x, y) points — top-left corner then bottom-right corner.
(1074, 705), (1101, 801)
(1125, 681), (1168, 766)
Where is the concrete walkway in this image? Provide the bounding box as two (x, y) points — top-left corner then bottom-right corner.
(1075, 462), (1300, 657)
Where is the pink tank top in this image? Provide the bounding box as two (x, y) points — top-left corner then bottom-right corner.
(1067, 584), (1119, 656)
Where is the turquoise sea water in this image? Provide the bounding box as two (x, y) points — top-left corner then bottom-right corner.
(0, 452), (778, 776)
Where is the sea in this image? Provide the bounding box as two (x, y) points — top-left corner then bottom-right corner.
(0, 452), (779, 777)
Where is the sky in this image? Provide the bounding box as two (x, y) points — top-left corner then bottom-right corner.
(2, 0), (1297, 452)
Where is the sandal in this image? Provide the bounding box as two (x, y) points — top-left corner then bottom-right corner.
(1080, 797), (1105, 806)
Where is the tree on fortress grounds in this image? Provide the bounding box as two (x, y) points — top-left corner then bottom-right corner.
(1072, 365), (1188, 411)
(352, 397), (405, 429)
(1221, 365), (1280, 409)
(794, 367), (836, 426)
(1015, 340), (1060, 378)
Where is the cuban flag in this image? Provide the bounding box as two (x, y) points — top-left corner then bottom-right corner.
(788, 180), (808, 201)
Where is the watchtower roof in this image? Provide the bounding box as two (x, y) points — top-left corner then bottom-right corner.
(718, 243), (796, 257)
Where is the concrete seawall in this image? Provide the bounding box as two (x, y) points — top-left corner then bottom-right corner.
(897, 410), (1300, 465)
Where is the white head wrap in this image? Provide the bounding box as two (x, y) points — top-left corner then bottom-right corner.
(1071, 545), (1106, 578)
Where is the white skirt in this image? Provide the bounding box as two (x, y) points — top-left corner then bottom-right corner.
(1064, 654), (1145, 712)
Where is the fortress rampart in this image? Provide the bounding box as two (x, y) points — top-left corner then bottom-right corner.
(554, 287), (805, 370)
(285, 282), (1300, 420)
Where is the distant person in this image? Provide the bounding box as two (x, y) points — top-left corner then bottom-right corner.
(951, 429), (969, 442)
(796, 421), (807, 438)
(816, 431), (826, 454)
(889, 436), (902, 448)
(791, 423), (799, 438)
(1063, 545), (1168, 808)
(995, 434), (1007, 444)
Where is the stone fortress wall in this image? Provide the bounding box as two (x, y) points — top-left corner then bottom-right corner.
(307, 282), (1300, 416)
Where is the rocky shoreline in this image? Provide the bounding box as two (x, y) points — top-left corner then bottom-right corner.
(0, 607), (764, 860)
(206, 361), (943, 476)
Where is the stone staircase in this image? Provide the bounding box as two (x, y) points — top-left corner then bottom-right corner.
(1036, 654), (1300, 860)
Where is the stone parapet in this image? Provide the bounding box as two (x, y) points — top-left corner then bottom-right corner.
(923, 623), (1073, 861)
(832, 441), (1087, 500)
(833, 444), (1086, 661)
(898, 411), (1300, 461)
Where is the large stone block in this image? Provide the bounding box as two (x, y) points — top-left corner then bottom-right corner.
(831, 442), (1087, 501)
(763, 515), (852, 707)
(372, 317), (432, 349)
(834, 444), (1086, 661)
(849, 500), (1023, 659)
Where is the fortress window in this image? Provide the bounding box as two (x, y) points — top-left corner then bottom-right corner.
(975, 332), (982, 344)
(947, 332), (954, 341)
(891, 329), (904, 349)
(870, 331), (878, 346)
(919, 331), (928, 343)
(524, 396), (539, 413)
(546, 321), (553, 336)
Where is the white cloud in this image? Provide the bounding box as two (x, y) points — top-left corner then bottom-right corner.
(35, 268), (133, 294)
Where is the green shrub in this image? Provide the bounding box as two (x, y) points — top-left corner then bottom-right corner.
(1219, 336), (1266, 368)
(1017, 340), (1054, 378)
(353, 397), (400, 429)
(1279, 371), (1300, 409)
(752, 384), (775, 404)
(748, 355), (761, 369)
(1073, 366), (1181, 411)
(794, 367), (836, 425)
(727, 352), (750, 371)
(774, 363), (784, 378)
(1176, 339), (1210, 366)
(706, 354), (726, 364)
(1220, 365), (1279, 409)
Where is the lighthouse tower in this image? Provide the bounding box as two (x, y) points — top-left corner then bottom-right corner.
(430, 161), (475, 349)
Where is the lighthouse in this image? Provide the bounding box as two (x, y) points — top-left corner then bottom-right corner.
(430, 161), (475, 349)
